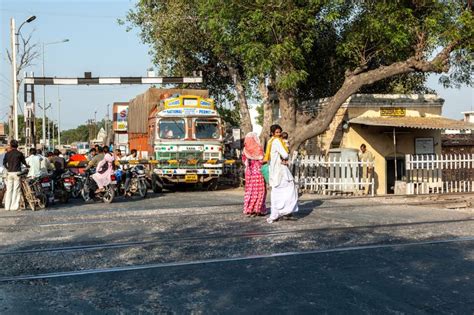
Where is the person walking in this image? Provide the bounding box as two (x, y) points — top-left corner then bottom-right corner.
(3, 140), (27, 211)
(266, 125), (298, 223)
(242, 132), (267, 217)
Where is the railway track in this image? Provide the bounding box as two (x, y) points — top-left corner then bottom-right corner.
(1, 236), (472, 282)
(0, 196), (472, 229)
(1, 217), (473, 256)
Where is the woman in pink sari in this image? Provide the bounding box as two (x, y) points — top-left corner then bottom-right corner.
(242, 132), (267, 216)
(92, 147), (115, 192)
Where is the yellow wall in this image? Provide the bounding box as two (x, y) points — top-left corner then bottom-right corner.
(342, 125), (441, 194)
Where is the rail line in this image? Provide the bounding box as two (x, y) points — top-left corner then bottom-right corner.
(0, 199), (471, 229)
(1, 217), (473, 256)
(0, 190), (471, 220)
(1, 236), (472, 282)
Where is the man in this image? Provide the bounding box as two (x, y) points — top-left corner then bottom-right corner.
(358, 144), (375, 195)
(25, 148), (42, 178)
(37, 149), (53, 175)
(86, 147), (105, 171)
(3, 140), (27, 210)
(123, 149), (138, 196)
(51, 149), (66, 178)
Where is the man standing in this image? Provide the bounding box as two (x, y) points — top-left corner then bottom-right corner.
(26, 148), (42, 178)
(3, 140), (27, 210)
(358, 144), (375, 195)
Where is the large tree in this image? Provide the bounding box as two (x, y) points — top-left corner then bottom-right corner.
(126, 0), (473, 150)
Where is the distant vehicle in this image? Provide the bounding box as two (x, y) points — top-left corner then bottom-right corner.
(71, 142), (90, 155)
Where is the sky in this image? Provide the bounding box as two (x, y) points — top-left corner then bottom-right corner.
(0, 0), (473, 133)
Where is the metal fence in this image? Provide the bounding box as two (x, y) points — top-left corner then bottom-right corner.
(405, 154), (474, 194)
(291, 155), (374, 196)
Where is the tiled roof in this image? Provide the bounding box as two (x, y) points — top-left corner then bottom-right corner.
(349, 116), (474, 130)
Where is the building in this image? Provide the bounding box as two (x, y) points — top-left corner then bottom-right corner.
(314, 94), (474, 195)
(112, 102), (129, 154)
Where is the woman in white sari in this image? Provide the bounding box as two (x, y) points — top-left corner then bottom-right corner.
(266, 124), (298, 223)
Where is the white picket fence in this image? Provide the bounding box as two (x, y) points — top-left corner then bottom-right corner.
(291, 155), (374, 196)
(405, 154), (474, 194)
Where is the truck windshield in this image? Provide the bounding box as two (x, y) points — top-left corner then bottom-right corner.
(195, 119), (219, 139)
(159, 119), (186, 139)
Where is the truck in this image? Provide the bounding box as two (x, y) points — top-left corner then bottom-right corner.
(127, 89), (224, 192)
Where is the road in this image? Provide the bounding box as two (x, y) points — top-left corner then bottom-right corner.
(0, 190), (473, 313)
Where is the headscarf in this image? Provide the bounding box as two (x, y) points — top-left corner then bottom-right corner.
(243, 132), (264, 160)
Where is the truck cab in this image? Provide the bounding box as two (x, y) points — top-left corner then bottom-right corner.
(150, 95), (224, 190)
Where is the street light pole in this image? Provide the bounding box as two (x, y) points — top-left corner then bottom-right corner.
(10, 15), (36, 142)
(57, 86), (61, 147)
(10, 18), (18, 140)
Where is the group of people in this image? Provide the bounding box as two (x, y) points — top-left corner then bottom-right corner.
(242, 124), (299, 224)
(2, 140), (67, 211)
(1, 140), (141, 211)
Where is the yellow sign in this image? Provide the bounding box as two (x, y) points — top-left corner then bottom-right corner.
(164, 95), (215, 110)
(380, 107), (406, 117)
(185, 174), (198, 182)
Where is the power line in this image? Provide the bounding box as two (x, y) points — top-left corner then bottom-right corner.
(0, 8), (124, 19)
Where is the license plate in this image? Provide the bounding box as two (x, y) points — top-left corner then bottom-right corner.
(64, 183), (72, 187)
(41, 183), (51, 187)
(110, 181), (117, 185)
(185, 174), (198, 182)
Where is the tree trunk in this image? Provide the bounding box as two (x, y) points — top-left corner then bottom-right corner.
(228, 67), (252, 136)
(258, 78), (274, 147)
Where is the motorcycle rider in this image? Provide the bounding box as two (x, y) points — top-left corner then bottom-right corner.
(85, 147), (104, 171)
(123, 149), (138, 196)
(25, 148), (42, 178)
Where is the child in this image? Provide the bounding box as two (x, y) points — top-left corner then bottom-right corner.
(281, 132), (289, 149)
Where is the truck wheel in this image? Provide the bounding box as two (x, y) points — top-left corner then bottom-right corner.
(151, 174), (163, 193)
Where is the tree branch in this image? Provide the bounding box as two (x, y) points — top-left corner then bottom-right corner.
(293, 39), (461, 148)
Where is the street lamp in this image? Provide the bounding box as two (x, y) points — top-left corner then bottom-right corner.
(41, 38), (69, 149)
(10, 15), (36, 141)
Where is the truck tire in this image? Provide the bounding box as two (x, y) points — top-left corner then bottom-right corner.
(151, 174), (163, 193)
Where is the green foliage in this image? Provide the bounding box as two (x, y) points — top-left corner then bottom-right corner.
(61, 124), (90, 144)
(125, 0), (473, 119)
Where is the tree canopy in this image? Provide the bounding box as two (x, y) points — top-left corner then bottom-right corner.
(125, 0), (473, 149)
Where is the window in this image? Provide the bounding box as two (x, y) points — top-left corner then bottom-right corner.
(195, 119), (219, 139)
(159, 119), (186, 139)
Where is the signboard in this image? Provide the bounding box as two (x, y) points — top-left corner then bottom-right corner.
(415, 137), (434, 155)
(380, 107), (406, 117)
(160, 108), (218, 117)
(115, 105), (128, 131)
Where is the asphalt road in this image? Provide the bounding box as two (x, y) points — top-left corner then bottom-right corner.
(0, 190), (473, 313)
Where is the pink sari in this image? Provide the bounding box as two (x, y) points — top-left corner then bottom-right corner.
(242, 133), (267, 215)
(92, 153), (115, 188)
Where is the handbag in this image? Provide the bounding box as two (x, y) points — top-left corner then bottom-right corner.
(261, 164), (269, 183)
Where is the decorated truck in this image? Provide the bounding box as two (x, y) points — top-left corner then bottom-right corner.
(139, 93), (224, 192)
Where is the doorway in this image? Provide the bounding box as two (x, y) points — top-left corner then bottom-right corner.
(386, 157), (405, 194)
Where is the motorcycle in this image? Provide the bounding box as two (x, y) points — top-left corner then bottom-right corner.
(81, 169), (116, 203)
(122, 165), (148, 198)
(40, 172), (70, 204)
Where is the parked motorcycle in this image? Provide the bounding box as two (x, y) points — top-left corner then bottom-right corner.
(39, 172), (70, 204)
(81, 169), (116, 203)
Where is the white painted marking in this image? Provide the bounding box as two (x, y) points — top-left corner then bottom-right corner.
(53, 78), (78, 85)
(99, 78), (121, 84)
(142, 78), (163, 84)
